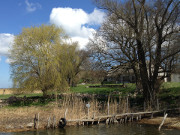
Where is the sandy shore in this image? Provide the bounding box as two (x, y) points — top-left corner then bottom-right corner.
(139, 117), (180, 130)
(0, 105), (85, 133)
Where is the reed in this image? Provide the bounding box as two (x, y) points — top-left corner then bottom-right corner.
(0, 94), (129, 130)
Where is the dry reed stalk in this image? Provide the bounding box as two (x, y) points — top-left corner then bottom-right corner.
(0, 94), (130, 129)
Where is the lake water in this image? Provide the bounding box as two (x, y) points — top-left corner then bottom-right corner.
(1, 123), (180, 135)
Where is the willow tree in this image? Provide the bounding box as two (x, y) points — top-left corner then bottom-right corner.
(10, 24), (77, 96)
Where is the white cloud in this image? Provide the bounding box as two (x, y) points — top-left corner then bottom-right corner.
(0, 33), (14, 56)
(71, 37), (90, 48)
(50, 7), (105, 49)
(25, 0), (41, 12)
(88, 9), (106, 25)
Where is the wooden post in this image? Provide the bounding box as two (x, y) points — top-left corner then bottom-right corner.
(131, 114), (134, 122)
(98, 118), (101, 124)
(106, 118), (109, 124)
(136, 115), (139, 121)
(126, 96), (128, 113)
(158, 113), (168, 131)
(107, 94), (110, 115)
(37, 113), (39, 130)
(120, 119), (122, 124)
(64, 108), (68, 119)
(47, 117), (51, 129)
(86, 103), (90, 119)
(87, 107), (89, 119)
(122, 119), (124, 123)
(151, 113), (154, 119)
(125, 116), (127, 123)
(53, 115), (56, 129)
(34, 114), (38, 129)
(34, 114), (36, 129)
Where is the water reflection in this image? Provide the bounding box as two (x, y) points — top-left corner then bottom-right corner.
(7, 123), (180, 135)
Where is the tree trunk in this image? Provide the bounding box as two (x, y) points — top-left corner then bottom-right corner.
(136, 39), (157, 110)
(42, 89), (48, 97)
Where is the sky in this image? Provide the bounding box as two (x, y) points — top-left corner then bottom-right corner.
(0, 0), (106, 88)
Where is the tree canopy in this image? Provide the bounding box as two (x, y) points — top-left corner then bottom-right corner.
(90, 0), (180, 108)
(9, 24), (84, 96)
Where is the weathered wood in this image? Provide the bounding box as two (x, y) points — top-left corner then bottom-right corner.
(66, 110), (164, 126)
(107, 94), (110, 115)
(64, 108), (68, 119)
(126, 96), (129, 113)
(136, 115), (139, 121)
(34, 114), (38, 129)
(47, 117), (51, 129)
(131, 114), (134, 122)
(37, 113), (39, 129)
(151, 113), (154, 118)
(98, 118), (101, 124)
(53, 116), (56, 129)
(106, 118), (109, 124)
(125, 115), (127, 123)
(158, 113), (168, 131)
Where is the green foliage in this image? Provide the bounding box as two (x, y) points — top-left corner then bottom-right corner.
(9, 24), (82, 96)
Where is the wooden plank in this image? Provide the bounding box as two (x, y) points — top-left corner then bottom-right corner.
(66, 110), (164, 124)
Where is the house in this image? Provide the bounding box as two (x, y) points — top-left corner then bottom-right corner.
(103, 65), (136, 84)
(104, 63), (180, 84)
(168, 64), (180, 82)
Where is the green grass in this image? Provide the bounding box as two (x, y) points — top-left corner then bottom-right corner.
(71, 82), (180, 98)
(70, 83), (136, 96)
(1, 82), (179, 100)
(0, 93), (43, 99)
(159, 82), (180, 98)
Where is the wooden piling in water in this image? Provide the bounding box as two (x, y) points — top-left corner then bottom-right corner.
(64, 110), (166, 127)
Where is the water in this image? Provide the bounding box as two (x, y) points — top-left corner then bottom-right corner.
(1, 123), (180, 135)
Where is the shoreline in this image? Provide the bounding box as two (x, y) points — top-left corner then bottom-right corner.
(1, 116), (180, 133)
(138, 117), (180, 130)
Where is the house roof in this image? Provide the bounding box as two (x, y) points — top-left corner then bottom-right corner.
(107, 64), (134, 77)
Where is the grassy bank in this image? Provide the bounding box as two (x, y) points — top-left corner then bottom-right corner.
(160, 82), (180, 97)
(0, 82), (179, 108)
(70, 83), (136, 96)
(0, 82), (179, 99)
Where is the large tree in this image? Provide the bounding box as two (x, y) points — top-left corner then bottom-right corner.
(91, 0), (180, 109)
(9, 25), (82, 96)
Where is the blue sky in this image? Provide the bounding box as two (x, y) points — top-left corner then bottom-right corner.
(0, 0), (105, 88)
